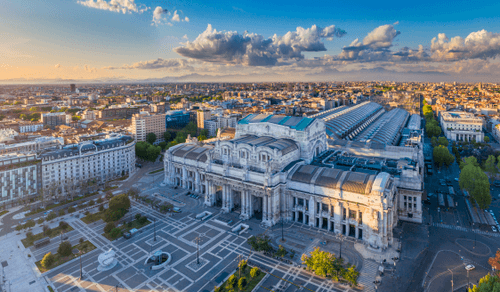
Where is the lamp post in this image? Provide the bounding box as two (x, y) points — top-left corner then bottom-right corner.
(281, 216), (284, 242)
(72, 249), (84, 280)
(153, 218), (156, 242)
(338, 234), (344, 259)
(448, 268), (453, 292)
(467, 269), (470, 290)
(194, 237), (201, 265)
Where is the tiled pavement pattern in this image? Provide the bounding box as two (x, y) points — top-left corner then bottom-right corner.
(41, 202), (367, 292)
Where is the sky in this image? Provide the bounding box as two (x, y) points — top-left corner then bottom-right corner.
(1, 0), (500, 83)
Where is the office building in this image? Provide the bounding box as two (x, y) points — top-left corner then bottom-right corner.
(131, 112), (167, 142)
(165, 111), (190, 129)
(0, 153), (41, 207)
(439, 111), (484, 142)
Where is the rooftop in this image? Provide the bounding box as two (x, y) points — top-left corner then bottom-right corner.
(238, 114), (314, 131)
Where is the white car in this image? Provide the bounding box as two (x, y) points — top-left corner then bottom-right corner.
(454, 178), (459, 182)
(465, 264), (475, 271)
(493, 226), (498, 232)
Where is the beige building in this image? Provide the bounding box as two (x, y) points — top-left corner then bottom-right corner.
(197, 109), (211, 130)
(131, 112), (166, 142)
(439, 111), (484, 142)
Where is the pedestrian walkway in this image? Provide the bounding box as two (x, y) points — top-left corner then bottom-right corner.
(432, 223), (500, 237)
(357, 259), (379, 292)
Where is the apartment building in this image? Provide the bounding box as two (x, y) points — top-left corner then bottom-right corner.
(40, 134), (136, 193)
(439, 111), (484, 142)
(0, 153), (41, 207)
(41, 112), (70, 127)
(131, 112), (167, 142)
(0, 136), (64, 155)
(197, 109), (211, 130)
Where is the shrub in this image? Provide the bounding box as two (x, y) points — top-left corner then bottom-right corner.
(214, 287), (221, 292)
(238, 277), (247, 290)
(109, 228), (121, 238)
(26, 231), (34, 239)
(85, 211), (90, 215)
(127, 222), (132, 228)
(135, 213), (141, 221)
(47, 213), (57, 220)
(88, 200), (95, 206)
(58, 209), (65, 216)
(67, 207), (76, 213)
(15, 225), (23, 231)
(138, 216), (148, 225)
(45, 228), (53, 237)
(97, 198), (103, 204)
(250, 267), (260, 278)
(227, 274), (236, 287)
(79, 238), (84, 245)
(99, 205), (105, 212)
(57, 241), (72, 257)
(104, 222), (115, 234)
(37, 218), (45, 224)
(25, 219), (36, 228)
(41, 252), (54, 268)
(59, 221), (69, 230)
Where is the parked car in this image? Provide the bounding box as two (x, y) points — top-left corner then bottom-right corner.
(492, 226), (498, 232)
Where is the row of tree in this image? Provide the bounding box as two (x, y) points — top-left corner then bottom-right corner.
(423, 104), (442, 138)
(459, 157), (491, 209)
(135, 141), (162, 162)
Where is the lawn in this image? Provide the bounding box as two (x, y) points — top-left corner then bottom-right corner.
(0, 210), (8, 216)
(149, 168), (164, 174)
(35, 240), (96, 273)
(81, 210), (105, 224)
(217, 267), (266, 292)
(21, 225), (74, 248)
(101, 217), (151, 241)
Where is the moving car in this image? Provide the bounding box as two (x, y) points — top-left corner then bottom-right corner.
(465, 264), (475, 271)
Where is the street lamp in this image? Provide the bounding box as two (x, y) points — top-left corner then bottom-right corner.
(448, 268), (453, 292)
(153, 218), (156, 242)
(194, 237), (201, 265)
(467, 268), (470, 290)
(337, 233), (344, 259)
(72, 249), (84, 280)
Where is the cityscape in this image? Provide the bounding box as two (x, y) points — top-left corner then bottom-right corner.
(2, 1), (500, 292)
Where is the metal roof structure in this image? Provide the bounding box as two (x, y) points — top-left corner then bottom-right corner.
(353, 108), (409, 145)
(238, 114), (314, 131)
(229, 135), (299, 155)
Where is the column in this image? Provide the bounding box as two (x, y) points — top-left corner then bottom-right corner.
(355, 210), (359, 239)
(263, 195), (268, 222)
(248, 191), (252, 218)
(309, 197), (315, 227)
(327, 204), (332, 231)
(240, 191), (247, 218)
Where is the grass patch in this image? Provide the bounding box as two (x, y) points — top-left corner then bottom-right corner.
(47, 286), (54, 292)
(149, 168), (164, 174)
(35, 240), (96, 273)
(0, 210), (8, 216)
(21, 225), (74, 248)
(81, 210), (105, 224)
(217, 267), (266, 291)
(101, 218), (151, 241)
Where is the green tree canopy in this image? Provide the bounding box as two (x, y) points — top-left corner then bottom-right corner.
(200, 129), (209, 137)
(484, 155), (497, 175)
(433, 145), (455, 167)
(104, 193), (130, 222)
(163, 131), (171, 142)
(438, 136), (449, 147)
(41, 252), (54, 268)
(431, 136), (438, 147)
(485, 136), (490, 143)
(146, 144), (161, 161)
(146, 132), (157, 144)
(301, 247), (335, 277)
(460, 161), (491, 209)
(57, 241), (72, 257)
(468, 273), (500, 292)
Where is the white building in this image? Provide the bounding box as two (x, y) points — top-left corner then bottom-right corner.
(0, 153), (41, 207)
(40, 134), (136, 194)
(163, 114), (410, 249)
(439, 111), (484, 142)
(0, 136), (64, 155)
(18, 123), (44, 133)
(131, 112), (166, 142)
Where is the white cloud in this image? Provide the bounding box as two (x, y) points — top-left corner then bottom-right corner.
(430, 30), (500, 61)
(152, 6), (170, 26)
(77, 0), (148, 14)
(174, 24), (346, 66)
(84, 64), (97, 73)
(184, 16), (189, 22)
(182, 34), (188, 40)
(103, 58), (193, 71)
(171, 10), (181, 22)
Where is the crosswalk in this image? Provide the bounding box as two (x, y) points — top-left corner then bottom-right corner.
(432, 223), (500, 237)
(357, 259), (379, 292)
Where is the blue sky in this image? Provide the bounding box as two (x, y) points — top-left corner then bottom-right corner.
(2, 0), (500, 82)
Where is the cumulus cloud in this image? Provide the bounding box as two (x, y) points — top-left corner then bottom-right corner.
(77, 0), (148, 14)
(172, 10), (180, 22)
(55, 64), (61, 69)
(84, 64), (97, 73)
(430, 30), (500, 61)
(182, 34), (188, 40)
(174, 24), (346, 66)
(152, 6), (170, 26)
(103, 58), (193, 71)
(184, 16), (189, 22)
(338, 24), (400, 61)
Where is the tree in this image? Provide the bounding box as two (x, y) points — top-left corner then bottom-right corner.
(276, 245), (287, 258)
(214, 286), (221, 292)
(226, 274), (236, 290)
(25, 219), (36, 228)
(238, 277), (247, 290)
(468, 273), (500, 292)
(41, 252), (54, 268)
(57, 241), (72, 257)
(104, 193), (130, 222)
(301, 247), (335, 277)
(460, 161), (491, 209)
(431, 136), (438, 147)
(146, 133), (157, 144)
(484, 155), (497, 176)
(135, 213), (142, 221)
(250, 267), (260, 278)
(433, 146), (455, 167)
(68, 207), (76, 213)
(59, 221), (69, 230)
(146, 144), (161, 162)
(489, 250), (500, 271)
(58, 209), (65, 216)
(197, 135), (207, 141)
(26, 231), (34, 239)
(159, 141), (167, 150)
(438, 137), (449, 147)
(104, 222), (115, 234)
(485, 136), (490, 143)
(238, 259), (248, 273)
(163, 131), (171, 142)
(200, 129), (209, 137)
(43, 225), (50, 235)
(29, 107), (38, 112)
(110, 228), (121, 238)
(342, 265), (360, 287)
